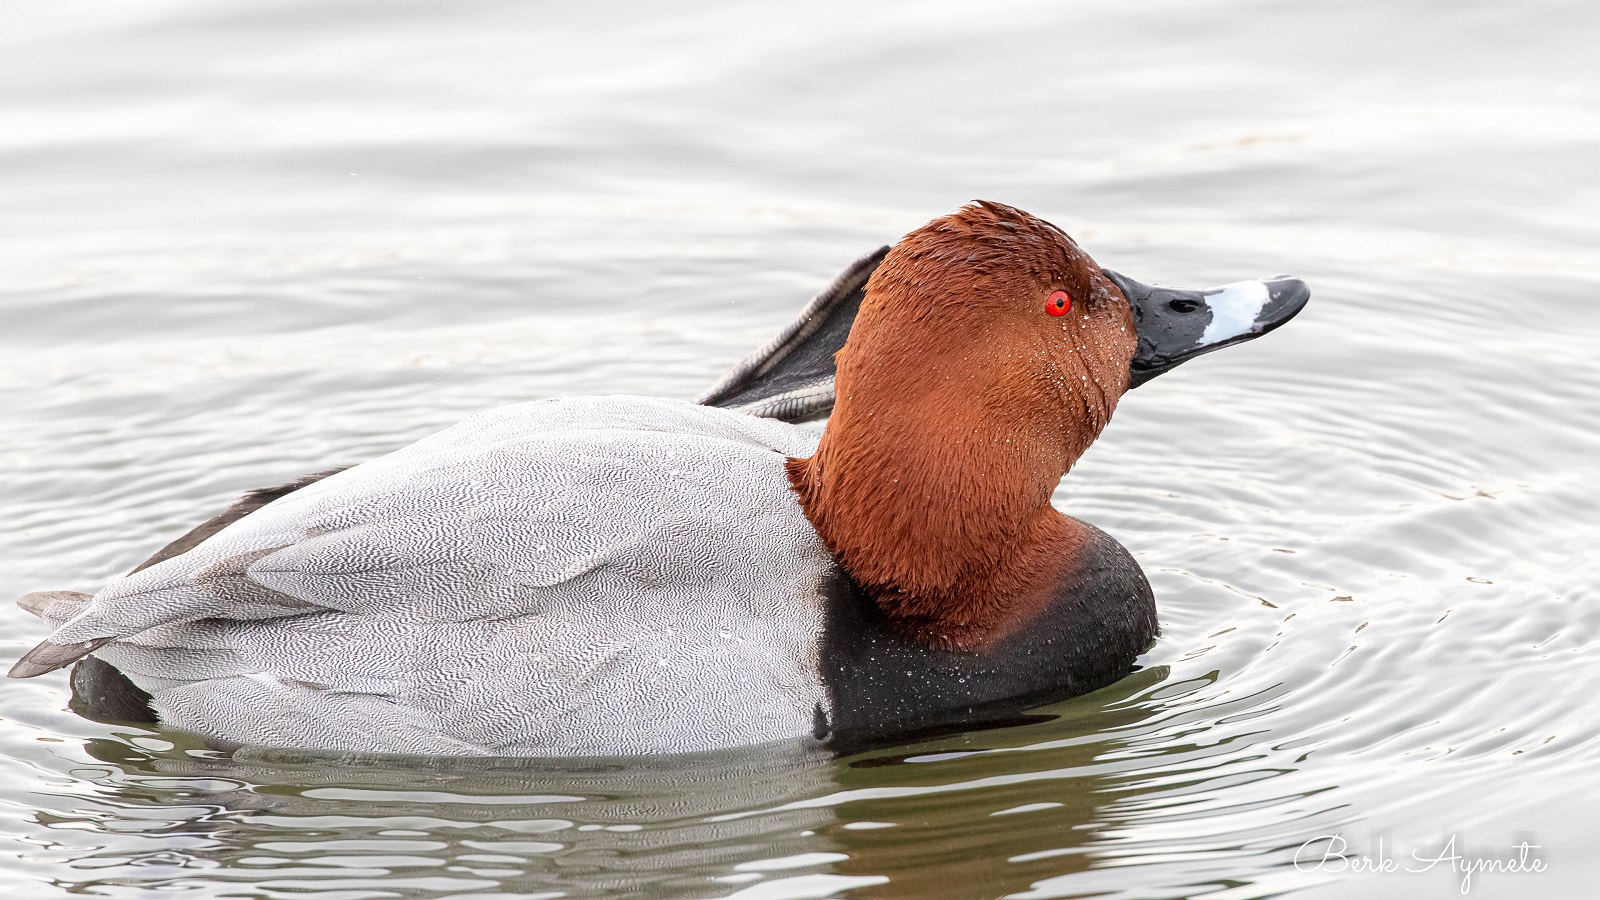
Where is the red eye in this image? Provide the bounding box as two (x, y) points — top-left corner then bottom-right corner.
(1046, 289), (1072, 317)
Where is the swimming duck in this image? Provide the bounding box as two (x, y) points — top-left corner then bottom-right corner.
(8, 202), (1308, 756)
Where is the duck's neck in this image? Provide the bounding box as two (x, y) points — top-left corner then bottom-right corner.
(787, 363), (1108, 651)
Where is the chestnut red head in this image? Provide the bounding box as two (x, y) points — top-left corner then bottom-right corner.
(785, 201), (1309, 650)
(788, 201), (1143, 648)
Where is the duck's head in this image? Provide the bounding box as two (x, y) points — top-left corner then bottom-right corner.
(788, 201), (1307, 649)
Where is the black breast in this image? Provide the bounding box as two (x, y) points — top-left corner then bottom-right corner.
(815, 521), (1158, 749)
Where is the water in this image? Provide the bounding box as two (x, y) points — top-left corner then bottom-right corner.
(2, 0), (1597, 897)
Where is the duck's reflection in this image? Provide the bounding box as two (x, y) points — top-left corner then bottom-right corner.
(799, 666), (1176, 900)
(48, 667), (1178, 899)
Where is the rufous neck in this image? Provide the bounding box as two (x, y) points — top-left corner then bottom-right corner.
(787, 356), (1098, 650)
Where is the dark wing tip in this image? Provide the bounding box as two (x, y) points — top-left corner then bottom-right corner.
(696, 245), (888, 418)
(8, 637), (109, 679)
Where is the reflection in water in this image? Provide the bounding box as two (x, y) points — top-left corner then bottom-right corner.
(24, 664), (1360, 899)
(64, 733), (838, 890)
(61, 734), (840, 898)
(16, 668), (1161, 897)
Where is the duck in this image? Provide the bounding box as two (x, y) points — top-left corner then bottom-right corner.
(8, 201), (1309, 756)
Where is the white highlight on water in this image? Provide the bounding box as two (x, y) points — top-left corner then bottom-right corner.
(1198, 280), (1272, 346)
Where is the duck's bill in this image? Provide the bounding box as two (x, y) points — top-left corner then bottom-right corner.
(1101, 270), (1311, 388)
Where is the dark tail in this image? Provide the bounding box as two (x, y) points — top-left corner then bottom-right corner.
(9, 591), (98, 679)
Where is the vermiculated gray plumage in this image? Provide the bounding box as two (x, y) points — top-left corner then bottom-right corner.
(16, 397), (838, 756)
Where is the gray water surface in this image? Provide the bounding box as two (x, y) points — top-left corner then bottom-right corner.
(3, 1), (1598, 898)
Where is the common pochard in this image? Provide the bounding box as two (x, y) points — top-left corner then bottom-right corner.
(9, 202), (1308, 756)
